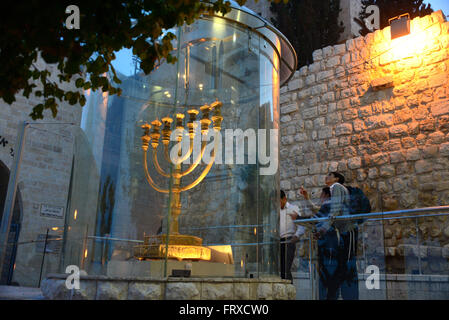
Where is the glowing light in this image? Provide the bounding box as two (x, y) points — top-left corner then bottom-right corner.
(84, 249), (88, 258)
(198, 83), (203, 90)
(241, 259), (244, 268)
(385, 30), (427, 63)
(369, 15), (442, 85)
(254, 227), (257, 235)
(52, 227), (59, 231)
(74, 209), (78, 220)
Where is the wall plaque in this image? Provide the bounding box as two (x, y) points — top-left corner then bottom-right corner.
(40, 204), (64, 218)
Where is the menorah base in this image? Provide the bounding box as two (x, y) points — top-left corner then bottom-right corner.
(134, 234), (211, 261)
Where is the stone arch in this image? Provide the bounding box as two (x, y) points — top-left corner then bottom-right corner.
(0, 160), (22, 285)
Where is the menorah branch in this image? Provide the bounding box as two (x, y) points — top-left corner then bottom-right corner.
(143, 150), (169, 194)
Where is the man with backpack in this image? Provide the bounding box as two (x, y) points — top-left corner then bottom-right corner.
(300, 172), (371, 300)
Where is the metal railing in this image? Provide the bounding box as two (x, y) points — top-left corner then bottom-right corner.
(293, 205), (449, 300)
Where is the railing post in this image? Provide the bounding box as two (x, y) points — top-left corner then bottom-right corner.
(38, 228), (49, 287)
(415, 217), (422, 275)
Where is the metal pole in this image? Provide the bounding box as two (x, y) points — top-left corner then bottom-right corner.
(0, 121), (28, 280)
(415, 217), (422, 274)
(38, 228), (49, 287)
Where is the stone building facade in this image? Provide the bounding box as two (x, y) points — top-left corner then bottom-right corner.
(244, 0), (364, 41)
(0, 56), (82, 286)
(279, 11), (449, 274)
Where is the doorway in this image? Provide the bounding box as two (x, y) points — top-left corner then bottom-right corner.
(0, 160), (22, 285)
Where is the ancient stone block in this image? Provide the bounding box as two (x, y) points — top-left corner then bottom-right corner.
(371, 153), (390, 166)
(308, 62), (322, 73)
(288, 78), (304, 91)
(305, 74), (316, 86)
(369, 128), (389, 142)
(281, 102), (299, 114)
(272, 283), (287, 300)
(323, 46), (334, 58)
(389, 124), (409, 137)
(380, 165), (396, 177)
(335, 123), (353, 136)
(96, 281), (128, 300)
(390, 151), (406, 163)
(415, 160), (434, 174)
(201, 283), (233, 300)
(316, 70), (334, 82)
(128, 283), (161, 300)
(234, 283), (250, 299)
(321, 92), (335, 103)
(368, 167), (379, 179)
(280, 115), (291, 123)
(312, 49), (323, 61)
(257, 283), (273, 300)
(302, 107), (318, 119)
(440, 142), (449, 156)
(287, 125), (296, 135)
(310, 84), (327, 96)
(358, 105), (373, 118)
(394, 108), (413, 124)
(428, 131), (446, 144)
(420, 119), (436, 132)
(348, 157), (362, 169)
(326, 56), (341, 69)
(40, 279), (70, 300)
(351, 119), (365, 133)
(438, 115), (449, 132)
(165, 282), (200, 300)
(422, 145), (439, 158)
(401, 137), (416, 148)
(298, 65), (308, 76)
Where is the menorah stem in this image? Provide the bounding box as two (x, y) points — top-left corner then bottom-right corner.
(169, 162), (182, 235)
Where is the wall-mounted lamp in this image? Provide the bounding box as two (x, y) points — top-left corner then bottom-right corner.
(389, 13), (410, 40)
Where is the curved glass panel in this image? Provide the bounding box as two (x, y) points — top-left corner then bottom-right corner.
(60, 6), (291, 280)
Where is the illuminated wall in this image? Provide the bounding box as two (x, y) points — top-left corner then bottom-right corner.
(280, 11), (449, 273)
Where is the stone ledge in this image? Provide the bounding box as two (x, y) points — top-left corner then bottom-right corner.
(41, 274), (296, 300)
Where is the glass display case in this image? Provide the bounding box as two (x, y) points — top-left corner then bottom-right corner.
(60, 1), (297, 280)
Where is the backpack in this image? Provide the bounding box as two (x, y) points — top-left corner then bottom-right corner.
(345, 186), (371, 217)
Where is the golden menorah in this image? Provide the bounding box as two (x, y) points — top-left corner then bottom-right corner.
(134, 100), (223, 261)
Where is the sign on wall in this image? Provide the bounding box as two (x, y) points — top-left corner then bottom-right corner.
(40, 204), (64, 219)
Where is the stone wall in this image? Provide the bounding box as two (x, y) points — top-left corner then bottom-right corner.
(41, 274), (296, 300)
(293, 272), (449, 300)
(0, 55), (83, 286)
(279, 11), (449, 273)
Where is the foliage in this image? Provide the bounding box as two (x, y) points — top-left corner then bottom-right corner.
(354, 0), (433, 37)
(0, 0), (279, 120)
(270, 0), (345, 68)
